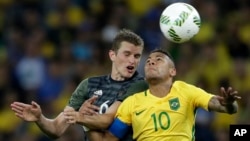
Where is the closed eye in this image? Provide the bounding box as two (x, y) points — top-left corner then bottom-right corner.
(156, 57), (163, 61)
(134, 54), (141, 59)
(146, 59), (150, 63)
(124, 52), (130, 56)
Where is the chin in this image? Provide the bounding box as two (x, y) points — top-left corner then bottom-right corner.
(146, 77), (156, 81)
(146, 77), (160, 84)
(145, 72), (157, 78)
(123, 73), (134, 79)
(126, 74), (133, 78)
(146, 75), (160, 81)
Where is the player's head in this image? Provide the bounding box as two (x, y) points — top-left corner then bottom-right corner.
(109, 29), (144, 80)
(111, 28), (144, 52)
(145, 48), (176, 83)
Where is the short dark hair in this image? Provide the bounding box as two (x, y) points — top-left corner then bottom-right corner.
(111, 29), (144, 52)
(150, 48), (174, 61)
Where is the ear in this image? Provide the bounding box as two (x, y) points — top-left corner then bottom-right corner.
(109, 50), (116, 61)
(169, 68), (177, 77)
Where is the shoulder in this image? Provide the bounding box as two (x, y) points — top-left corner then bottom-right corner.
(173, 80), (210, 96)
(172, 80), (203, 96)
(173, 80), (196, 89)
(76, 78), (89, 88)
(121, 91), (147, 109)
(88, 75), (108, 82)
(127, 80), (148, 94)
(76, 75), (108, 89)
(123, 91), (145, 103)
(130, 71), (144, 81)
(117, 80), (148, 102)
(131, 80), (148, 87)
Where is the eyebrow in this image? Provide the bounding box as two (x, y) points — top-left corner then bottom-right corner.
(123, 50), (141, 56)
(148, 53), (166, 59)
(155, 54), (165, 58)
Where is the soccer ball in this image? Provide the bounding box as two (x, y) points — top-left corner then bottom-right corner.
(159, 2), (201, 43)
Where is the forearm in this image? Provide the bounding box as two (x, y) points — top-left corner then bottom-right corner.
(208, 96), (238, 114)
(78, 114), (114, 130)
(76, 101), (121, 130)
(35, 113), (70, 139)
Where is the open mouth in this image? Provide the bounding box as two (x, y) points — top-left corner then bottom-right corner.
(127, 66), (134, 73)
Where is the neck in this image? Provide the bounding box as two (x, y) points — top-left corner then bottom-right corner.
(111, 74), (126, 81)
(110, 66), (125, 81)
(148, 79), (173, 98)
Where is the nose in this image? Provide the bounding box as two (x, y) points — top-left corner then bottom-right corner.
(148, 60), (155, 65)
(129, 56), (136, 64)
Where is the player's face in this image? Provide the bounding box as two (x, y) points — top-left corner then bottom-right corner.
(145, 52), (176, 81)
(110, 41), (143, 80)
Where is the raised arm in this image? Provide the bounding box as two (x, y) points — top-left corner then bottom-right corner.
(208, 87), (241, 114)
(11, 101), (71, 139)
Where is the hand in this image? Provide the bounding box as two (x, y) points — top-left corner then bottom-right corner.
(63, 106), (78, 124)
(218, 87), (241, 106)
(79, 96), (100, 115)
(10, 101), (42, 122)
(64, 96), (100, 124)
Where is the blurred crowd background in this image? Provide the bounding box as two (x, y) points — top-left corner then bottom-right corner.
(0, 0), (250, 141)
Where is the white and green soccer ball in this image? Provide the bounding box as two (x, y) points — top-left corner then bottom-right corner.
(159, 2), (201, 43)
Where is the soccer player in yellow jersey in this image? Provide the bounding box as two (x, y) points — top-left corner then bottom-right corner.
(103, 48), (241, 141)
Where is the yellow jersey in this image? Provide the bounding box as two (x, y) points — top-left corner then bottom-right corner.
(114, 81), (214, 141)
